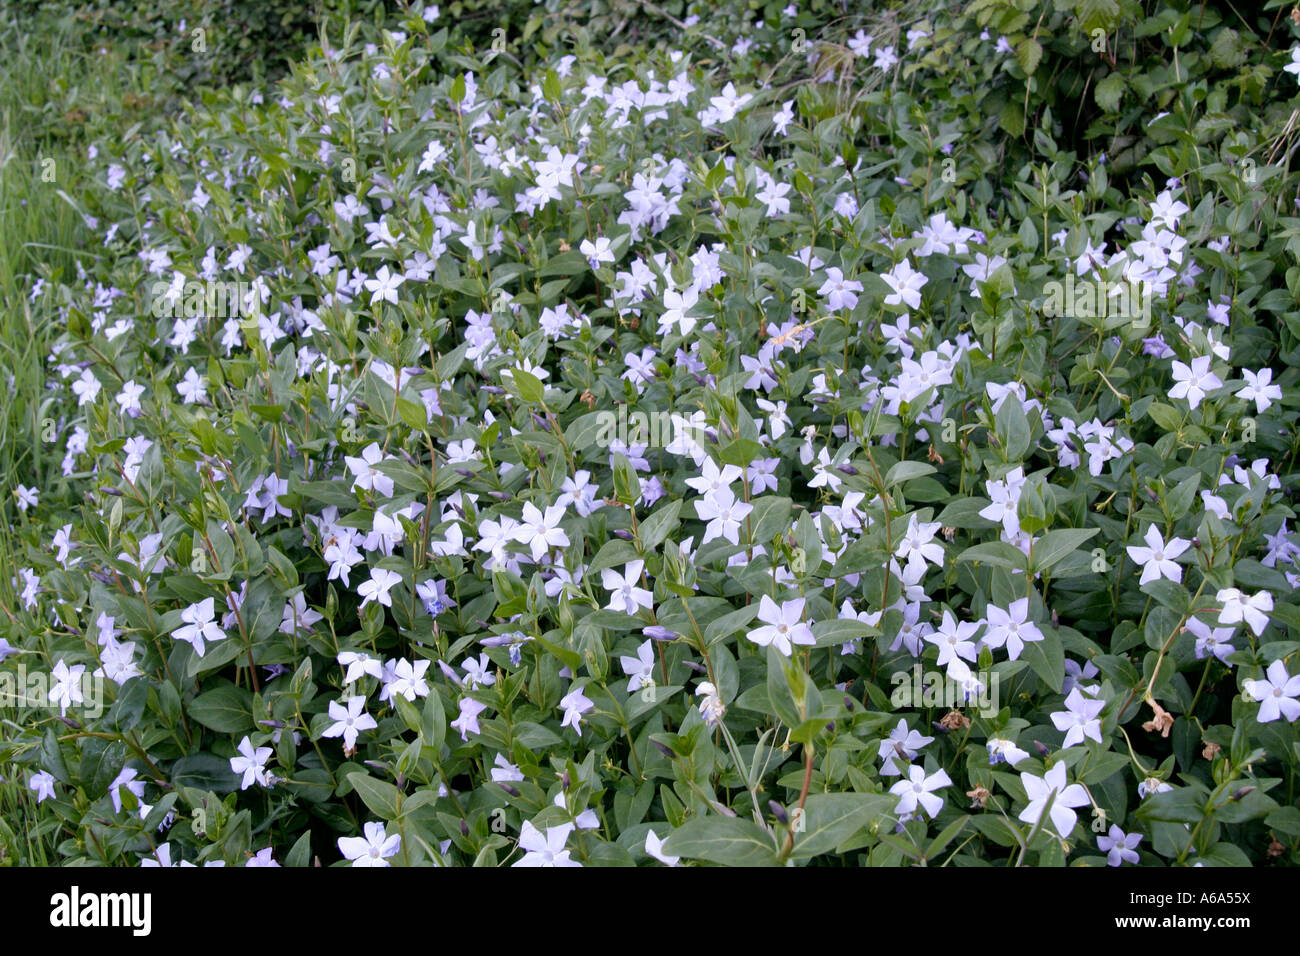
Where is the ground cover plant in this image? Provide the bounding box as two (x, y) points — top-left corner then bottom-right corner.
(2, 0), (1300, 867)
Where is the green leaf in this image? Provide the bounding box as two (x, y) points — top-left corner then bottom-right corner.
(998, 100), (1025, 137)
(423, 690), (447, 752)
(1029, 528), (1099, 573)
(510, 368), (545, 404)
(659, 817), (780, 866)
(810, 617), (879, 647)
(285, 830), (313, 867)
(994, 397), (1031, 460)
(717, 438), (765, 468)
(704, 604), (760, 647)
(957, 541), (1028, 571)
(924, 813), (971, 861)
(1095, 72), (1126, 113)
(1022, 628), (1065, 692)
(1136, 786), (1205, 824)
(885, 460), (937, 487)
(188, 682), (254, 733)
(638, 499), (682, 552)
(936, 497), (1000, 529)
(789, 793), (895, 860)
(345, 771), (401, 820)
(766, 646), (805, 729)
(171, 753), (239, 793)
(1015, 37), (1043, 75)
(108, 677), (148, 732)
(1146, 402), (1184, 432)
(566, 411), (607, 453)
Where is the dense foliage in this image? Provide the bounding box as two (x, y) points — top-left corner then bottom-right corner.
(3, 0), (1300, 867)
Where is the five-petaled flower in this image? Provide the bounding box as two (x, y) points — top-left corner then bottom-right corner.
(1096, 824), (1143, 866)
(1243, 660), (1300, 723)
(513, 821), (580, 867)
(321, 696), (378, 753)
(889, 764), (951, 820)
(1126, 525), (1190, 585)
(746, 594), (815, 657)
(170, 597), (226, 657)
(230, 735), (274, 790)
(339, 821), (401, 867)
(1018, 762), (1090, 838)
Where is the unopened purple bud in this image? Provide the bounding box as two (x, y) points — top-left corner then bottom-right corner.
(1033, 740), (1050, 757)
(683, 660), (706, 673)
(498, 783), (519, 797)
(561, 770), (571, 791)
(652, 740), (674, 758)
(460, 818), (470, 836)
(768, 800), (788, 824)
(644, 625), (678, 642)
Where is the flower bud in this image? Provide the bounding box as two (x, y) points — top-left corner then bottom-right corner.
(768, 800), (788, 824)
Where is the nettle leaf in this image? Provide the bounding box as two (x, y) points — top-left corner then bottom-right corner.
(1015, 37), (1042, 76)
(1095, 72), (1126, 113)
